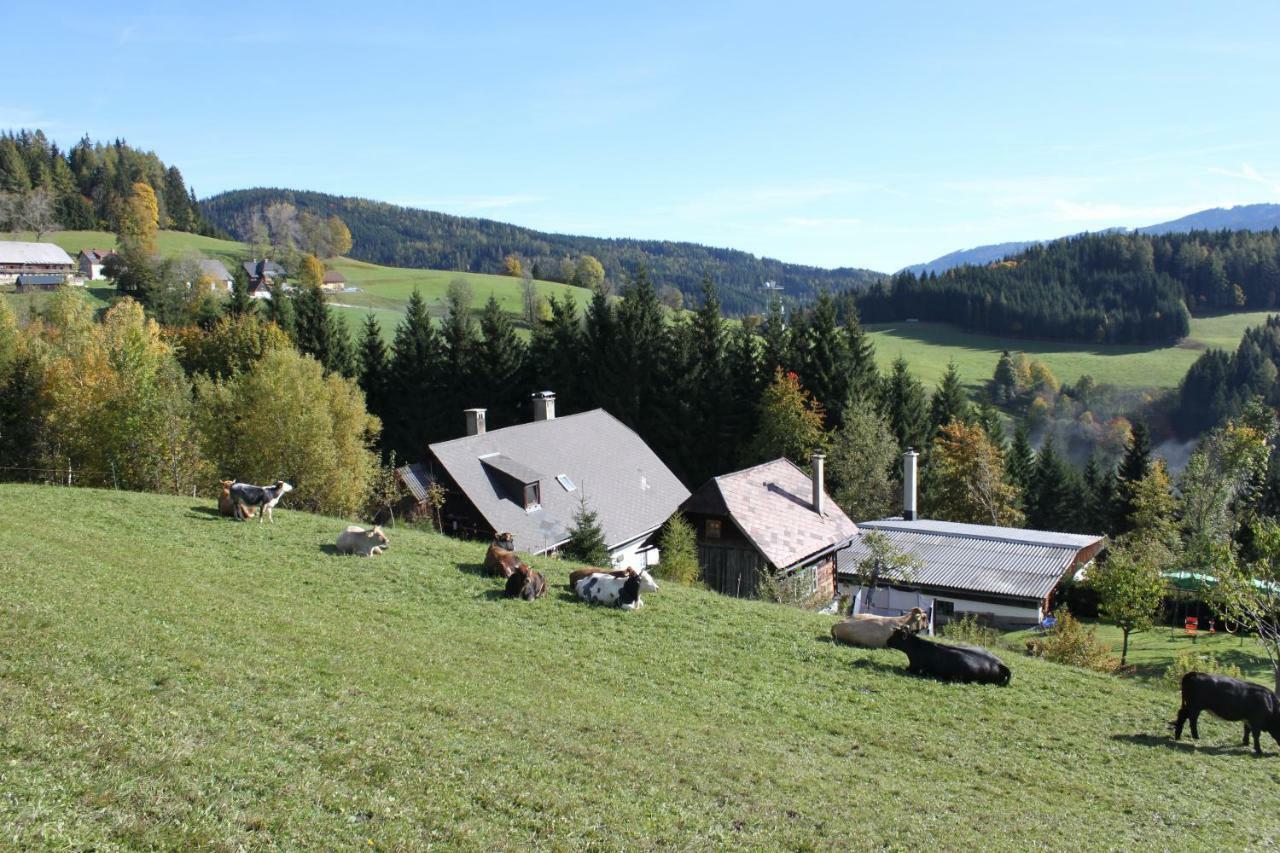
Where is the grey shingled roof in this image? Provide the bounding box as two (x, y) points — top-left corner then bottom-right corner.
(685, 458), (859, 571)
(428, 409), (690, 554)
(837, 519), (1104, 602)
(197, 259), (232, 281)
(0, 241), (74, 266)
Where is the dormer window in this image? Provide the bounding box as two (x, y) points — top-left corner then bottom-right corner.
(523, 482), (541, 510)
(480, 453), (543, 512)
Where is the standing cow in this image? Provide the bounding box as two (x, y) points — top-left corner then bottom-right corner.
(1174, 672), (1280, 755)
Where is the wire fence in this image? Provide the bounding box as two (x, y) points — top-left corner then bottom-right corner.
(0, 464), (203, 497)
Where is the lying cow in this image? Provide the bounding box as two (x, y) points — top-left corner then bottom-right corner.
(336, 525), (389, 557)
(218, 480), (256, 518)
(886, 627), (1011, 686)
(566, 566), (633, 590)
(574, 569), (659, 610)
(830, 607), (928, 648)
(1175, 671), (1280, 755)
(484, 532), (528, 578)
(504, 563), (548, 601)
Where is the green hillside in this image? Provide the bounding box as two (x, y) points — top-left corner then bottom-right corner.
(867, 313), (1276, 390)
(2, 485), (1276, 848)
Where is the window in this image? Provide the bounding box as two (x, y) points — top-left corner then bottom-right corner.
(706, 519), (721, 539)
(556, 474), (576, 492)
(523, 482), (541, 510)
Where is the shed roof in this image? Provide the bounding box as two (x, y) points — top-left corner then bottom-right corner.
(837, 519), (1104, 603)
(17, 273), (66, 286)
(0, 242), (74, 266)
(428, 409), (689, 554)
(683, 458), (858, 571)
(323, 270), (346, 284)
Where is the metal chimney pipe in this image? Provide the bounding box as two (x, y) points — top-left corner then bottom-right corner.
(903, 449), (919, 520)
(532, 391), (556, 421)
(464, 408), (486, 436)
(811, 451), (826, 516)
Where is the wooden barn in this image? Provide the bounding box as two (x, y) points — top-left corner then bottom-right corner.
(680, 454), (858, 603)
(0, 242), (74, 286)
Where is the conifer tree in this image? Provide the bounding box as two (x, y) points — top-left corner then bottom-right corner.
(1114, 421), (1153, 534)
(689, 276), (732, 483)
(264, 278), (295, 340)
(532, 293), (583, 412)
(842, 301), (879, 407)
(565, 492), (611, 566)
(225, 265), (255, 318)
(293, 283), (353, 376)
(762, 292), (791, 373)
(385, 288), (443, 458)
(882, 356), (930, 454)
(612, 265), (665, 435)
(975, 400), (1006, 450)
(476, 294), (526, 428)
(795, 291), (849, 427)
(582, 286), (617, 414)
(930, 360), (971, 433)
(657, 513), (700, 585)
(1027, 435), (1081, 531)
(1007, 423), (1035, 494)
(357, 313), (390, 424)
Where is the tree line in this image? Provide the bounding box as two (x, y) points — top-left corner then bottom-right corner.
(859, 229), (1280, 345)
(199, 188), (883, 315)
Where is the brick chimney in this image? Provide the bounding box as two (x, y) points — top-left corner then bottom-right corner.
(532, 391), (556, 422)
(464, 408), (487, 436)
(811, 451), (826, 516)
(903, 449), (919, 520)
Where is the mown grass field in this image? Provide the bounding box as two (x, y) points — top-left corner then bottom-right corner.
(2, 485), (1278, 849)
(866, 313), (1275, 390)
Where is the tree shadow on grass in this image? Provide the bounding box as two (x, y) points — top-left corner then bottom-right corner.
(1110, 733), (1262, 756)
(187, 506), (225, 521)
(455, 561), (494, 578)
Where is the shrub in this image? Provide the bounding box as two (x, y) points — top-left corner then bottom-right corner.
(942, 613), (1000, 648)
(656, 513), (700, 586)
(1163, 649), (1244, 689)
(1026, 611), (1118, 673)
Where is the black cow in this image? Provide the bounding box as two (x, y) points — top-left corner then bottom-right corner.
(1174, 672), (1280, 755)
(503, 565), (548, 601)
(886, 627), (1012, 686)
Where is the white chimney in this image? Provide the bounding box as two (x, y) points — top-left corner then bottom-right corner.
(903, 449), (919, 521)
(464, 408), (487, 436)
(811, 451), (826, 516)
(532, 391), (556, 421)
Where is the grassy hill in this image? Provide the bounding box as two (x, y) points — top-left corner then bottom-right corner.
(2, 485), (1277, 848)
(867, 313), (1276, 390)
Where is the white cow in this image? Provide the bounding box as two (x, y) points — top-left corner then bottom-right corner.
(831, 607), (929, 648)
(574, 569), (659, 610)
(336, 525), (389, 556)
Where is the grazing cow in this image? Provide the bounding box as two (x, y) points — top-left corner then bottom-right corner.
(886, 627), (1011, 686)
(218, 480), (256, 518)
(336, 525), (389, 556)
(229, 480), (293, 523)
(504, 563), (548, 601)
(1175, 672), (1280, 755)
(830, 607), (929, 648)
(484, 533), (528, 578)
(574, 569), (659, 610)
(566, 566), (633, 590)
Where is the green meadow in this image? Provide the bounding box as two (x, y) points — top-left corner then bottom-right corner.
(2, 484), (1278, 849)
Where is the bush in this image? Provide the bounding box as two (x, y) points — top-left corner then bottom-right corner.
(1163, 649), (1244, 689)
(656, 513), (700, 586)
(1026, 611), (1118, 673)
(942, 613), (1000, 648)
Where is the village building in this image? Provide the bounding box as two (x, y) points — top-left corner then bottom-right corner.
(837, 451), (1105, 628)
(77, 248), (117, 281)
(403, 392), (689, 569)
(192, 259), (234, 292)
(680, 454), (858, 602)
(242, 259), (286, 294)
(0, 242), (75, 285)
(16, 273), (69, 292)
(321, 269), (347, 291)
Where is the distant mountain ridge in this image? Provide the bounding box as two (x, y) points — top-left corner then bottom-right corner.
(201, 188), (883, 315)
(903, 203), (1280, 275)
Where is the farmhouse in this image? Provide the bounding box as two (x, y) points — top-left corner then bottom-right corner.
(680, 454), (858, 601)
(419, 393), (690, 569)
(77, 248), (117, 280)
(0, 242), (74, 285)
(837, 451), (1105, 628)
(192, 259), (234, 292)
(243, 259), (286, 292)
(321, 269), (347, 291)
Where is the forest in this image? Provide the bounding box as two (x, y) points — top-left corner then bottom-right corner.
(858, 229), (1280, 345)
(199, 188), (883, 314)
(1176, 314), (1280, 436)
(0, 130), (211, 236)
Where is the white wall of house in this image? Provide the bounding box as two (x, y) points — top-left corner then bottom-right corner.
(840, 581), (1043, 626)
(609, 532), (660, 571)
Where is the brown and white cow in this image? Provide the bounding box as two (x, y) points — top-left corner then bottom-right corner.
(218, 480), (256, 518)
(831, 607), (929, 648)
(484, 532), (528, 578)
(504, 563), (548, 601)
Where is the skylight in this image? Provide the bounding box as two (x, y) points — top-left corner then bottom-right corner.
(556, 474), (576, 492)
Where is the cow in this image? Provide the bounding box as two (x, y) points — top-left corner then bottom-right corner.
(229, 480), (293, 523)
(484, 533), (528, 578)
(218, 480), (256, 518)
(566, 566), (633, 590)
(336, 525), (389, 557)
(574, 569), (659, 610)
(885, 627), (1012, 686)
(1174, 672), (1280, 755)
(504, 563), (548, 601)
(830, 607), (929, 648)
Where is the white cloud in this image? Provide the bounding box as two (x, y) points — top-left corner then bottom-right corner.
(1208, 163), (1280, 195)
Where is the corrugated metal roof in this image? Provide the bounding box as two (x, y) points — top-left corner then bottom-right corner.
(17, 274), (66, 286)
(0, 241), (75, 266)
(685, 458), (858, 571)
(837, 521), (1104, 602)
(429, 409), (689, 554)
(395, 463), (433, 503)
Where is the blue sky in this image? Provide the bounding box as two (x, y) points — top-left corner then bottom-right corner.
(6, 1), (1280, 271)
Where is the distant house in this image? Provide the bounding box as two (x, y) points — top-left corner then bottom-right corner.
(191, 259), (234, 292)
(420, 393), (690, 569)
(242, 259), (286, 295)
(680, 454), (857, 602)
(321, 269), (347, 291)
(836, 451), (1105, 628)
(77, 248), (117, 281)
(0, 242), (74, 285)
(16, 273), (68, 292)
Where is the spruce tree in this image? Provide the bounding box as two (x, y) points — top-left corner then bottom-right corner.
(762, 292), (791, 373)
(690, 277), (732, 484)
(385, 288), (443, 458)
(1027, 435), (1082, 531)
(795, 291), (849, 427)
(264, 278), (295, 340)
(1114, 421), (1153, 534)
(534, 293), (583, 412)
(930, 360), (971, 433)
(357, 313), (390, 423)
(226, 266), (255, 318)
(1007, 423), (1035, 494)
(842, 301), (879, 407)
(293, 283), (353, 376)
(612, 265), (665, 435)
(565, 492), (611, 566)
(476, 294), (526, 428)
(582, 286), (617, 414)
(882, 356), (930, 454)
